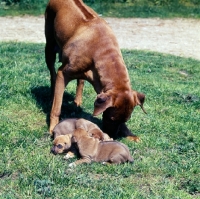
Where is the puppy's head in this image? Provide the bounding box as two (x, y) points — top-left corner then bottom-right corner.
(72, 128), (89, 143)
(89, 129), (104, 140)
(51, 134), (72, 155)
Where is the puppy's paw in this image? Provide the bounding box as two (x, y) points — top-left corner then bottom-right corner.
(68, 162), (76, 168)
(64, 152), (75, 160)
(102, 161), (110, 165)
(63, 154), (71, 160)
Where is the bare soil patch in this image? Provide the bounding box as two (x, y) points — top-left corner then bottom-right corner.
(0, 16), (200, 60)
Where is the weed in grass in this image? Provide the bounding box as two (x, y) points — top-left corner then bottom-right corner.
(0, 42), (200, 198)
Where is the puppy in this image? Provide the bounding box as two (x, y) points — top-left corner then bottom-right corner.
(51, 134), (78, 159)
(51, 118), (112, 158)
(69, 128), (133, 167)
(75, 118), (113, 141)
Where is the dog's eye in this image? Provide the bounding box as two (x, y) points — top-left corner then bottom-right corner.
(57, 144), (63, 149)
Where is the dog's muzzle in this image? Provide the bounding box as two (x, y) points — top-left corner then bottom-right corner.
(50, 147), (58, 155)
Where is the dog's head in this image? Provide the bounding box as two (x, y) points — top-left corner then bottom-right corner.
(93, 90), (146, 122)
(51, 134), (73, 155)
(92, 90), (146, 139)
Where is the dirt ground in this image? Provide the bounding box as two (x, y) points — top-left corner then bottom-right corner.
(0, 16), (200, 60)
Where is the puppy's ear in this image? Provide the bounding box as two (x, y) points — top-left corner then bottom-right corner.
(93, 93), (113, 116)
(133, 91), (147, 114)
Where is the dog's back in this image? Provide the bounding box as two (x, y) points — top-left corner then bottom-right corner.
(45, 0), (100, 47)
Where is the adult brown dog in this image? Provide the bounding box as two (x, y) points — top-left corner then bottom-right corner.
(45, 0), (146, 141)
(51, 118), (112, 157)
(69, 128), (134, 167)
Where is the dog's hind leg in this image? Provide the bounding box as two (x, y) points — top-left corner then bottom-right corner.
(45, 8), (57, 99)
(108, 152), (130, 164)
(45, 41), (58, 99)
(74, 79), (85, 106)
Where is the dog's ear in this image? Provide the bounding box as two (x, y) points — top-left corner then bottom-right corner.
(93, 93), (113, 116)
(133, 91), (147, 114)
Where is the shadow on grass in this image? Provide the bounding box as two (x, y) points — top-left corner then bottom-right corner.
(31, 86), (102, 128)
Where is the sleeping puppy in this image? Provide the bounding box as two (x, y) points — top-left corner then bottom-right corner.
(69, 128), (133, 167)
(51, 118), (112, 158)
(51, 118), (78, 158)
(75, 118), (112, 141)
(51, 134), (78, 159)
(52, 118), (111, 141)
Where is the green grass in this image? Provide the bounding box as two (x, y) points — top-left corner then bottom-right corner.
(0, 0), (200, 18)
(0, 42), (199, 198)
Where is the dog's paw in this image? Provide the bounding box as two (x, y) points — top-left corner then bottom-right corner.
(68, 162), (76, 168)
(64, 152), (75, 160)
(74, 99), (82, 107)
(63, 154), (70, 160)
(127, 136), (140, 142)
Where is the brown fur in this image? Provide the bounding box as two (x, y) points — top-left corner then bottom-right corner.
(69, 128), (134, 167)
(75, 118), (112, 141)
(51, 118), (112, 157)
(51, 134), (76, 156)
(45, 0), (146, 140)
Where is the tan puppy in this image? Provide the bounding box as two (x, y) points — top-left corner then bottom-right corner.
(75, 118), (112, 141)
(52, 118), (112, 140)
(51, 134), (77, 159)
(45, 0), (146, 141)
(69, 128), (134, 167)
(51, 118), (112, 157)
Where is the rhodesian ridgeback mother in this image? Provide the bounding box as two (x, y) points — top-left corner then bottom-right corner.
(45, 0), (146, 141)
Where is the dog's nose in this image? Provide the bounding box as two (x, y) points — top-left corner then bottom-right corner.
(50, 148), (57, 155)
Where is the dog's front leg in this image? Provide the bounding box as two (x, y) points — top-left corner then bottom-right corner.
(49, 69), (69, 134)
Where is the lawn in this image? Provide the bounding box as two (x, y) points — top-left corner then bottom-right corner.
(0, 42), (199, 198)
